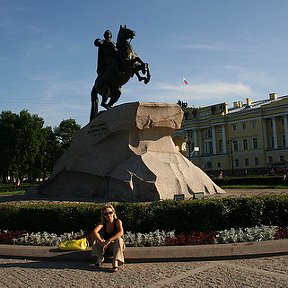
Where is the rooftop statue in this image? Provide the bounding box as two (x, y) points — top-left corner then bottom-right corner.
(90, 25), (151, 121)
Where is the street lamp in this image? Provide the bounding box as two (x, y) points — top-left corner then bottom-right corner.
(193, 146), (200, 153)
(185, 133), (200, 160)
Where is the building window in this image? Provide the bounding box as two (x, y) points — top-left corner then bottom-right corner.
(244, 158), (249, 166)
(254, 157), (259, 166)
(283, 135), (286, 147)
(205, 141), (213, 154)
(235, 159), (239, 167)
(268, 156), (273, 163)
(205, 129), (212, 139)
(205, 161), (212, 169)
(252, 121), (257, 128)
(233, 140), (238, 151)
(232, 124), (236, 131)
(187, 129), (193, 139)
(280, 155), (285, 162)
(271, 136), (274, 148)
(243, 139), (248, 150)
(219, 139), (223, 153)
(209, 142), (213, 154)
(252, 138), (258, 149)
(217, 162), (221, 168)
(242, 123), (246, 130)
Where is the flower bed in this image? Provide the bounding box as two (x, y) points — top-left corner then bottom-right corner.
(0, 225), (287, 247)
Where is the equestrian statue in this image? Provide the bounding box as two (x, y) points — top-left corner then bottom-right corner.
(90, 25), (151, 121)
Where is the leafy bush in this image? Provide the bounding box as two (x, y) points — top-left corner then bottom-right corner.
(0, 230), (28, 244)
(165, 231), (216, 246)
(274, 227), (288, 239)
(1, 226), (286, 247)
(12, 231), (85, 246)
(0, 195), (287, 235)
(0, 203), (102, 234)
(124, 230), (175, 247)
(215, 225), (277, 244)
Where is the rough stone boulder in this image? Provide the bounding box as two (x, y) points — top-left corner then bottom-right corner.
(33, 102), (225, 201)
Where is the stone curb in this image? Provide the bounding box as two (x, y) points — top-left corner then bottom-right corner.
(0, 239), (287, 262)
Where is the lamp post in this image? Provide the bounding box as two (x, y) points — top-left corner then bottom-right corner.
(192, 146), (200, 157)
(186, 139), (191, 160)
(185, 133), (199, 160)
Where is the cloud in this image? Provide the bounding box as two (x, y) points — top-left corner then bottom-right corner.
(186, 82), (252, 96)
(26, 71), (92, 101)
(36, 101), (89, 128)
(173, 35), (252, 53)
(120, 80), (253, 108)
(154, 81), (251, 96)
(24, 25), (41, 34)
(178, 42), (250, 53)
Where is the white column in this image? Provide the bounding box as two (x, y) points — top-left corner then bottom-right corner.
(263, 119), (268, 149)
(272, 117), (278, 149)
(212, 126), (217, 154)
(193, 130), (198, 147)
(284, 115), (288, 148)
(222, 125), (227, 153)
(198, 129), (202, 156)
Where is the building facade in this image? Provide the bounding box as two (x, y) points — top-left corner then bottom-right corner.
(174, 93), (288, 176)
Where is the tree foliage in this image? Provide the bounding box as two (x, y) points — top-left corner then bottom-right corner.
(54, 118), (81, 151)
(0, 110), (81, 183)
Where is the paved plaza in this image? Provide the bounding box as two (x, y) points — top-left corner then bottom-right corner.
(0, 255), (287, 287)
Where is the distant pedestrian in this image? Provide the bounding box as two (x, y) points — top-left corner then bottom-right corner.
(282, 169), (288, 183)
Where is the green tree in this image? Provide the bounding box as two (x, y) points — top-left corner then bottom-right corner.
(0, 110), (81, 183)
(36, 126), (62, 179)
(14, 110), (45, 182)
(54, 118), (81, 151)
(0, 111), (18, 182)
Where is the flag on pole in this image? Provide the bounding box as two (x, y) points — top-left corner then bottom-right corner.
(183, 77), (189, 85)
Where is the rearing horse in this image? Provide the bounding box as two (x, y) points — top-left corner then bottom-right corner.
(90, 25), (151, 121)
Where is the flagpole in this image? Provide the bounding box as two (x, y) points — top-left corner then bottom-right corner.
(182, 76), (185, 102)
(182, 76), (188, 104)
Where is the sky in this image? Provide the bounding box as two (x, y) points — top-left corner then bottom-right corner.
(1, 0), (288, 128)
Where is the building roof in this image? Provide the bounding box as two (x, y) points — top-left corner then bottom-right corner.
(228, 94), (288, 115)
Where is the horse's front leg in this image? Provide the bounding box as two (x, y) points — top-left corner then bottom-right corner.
(134, 63), (151, 84)
(134, 57), (147, 74)
(144, 63), (151, 84)
(135, 69), (146, 82)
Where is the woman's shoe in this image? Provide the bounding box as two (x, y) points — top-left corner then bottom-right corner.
(112, 266), (118, 272)
(95, 257), (104, 268)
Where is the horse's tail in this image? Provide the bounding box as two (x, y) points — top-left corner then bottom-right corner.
(90, 83), (99, 121)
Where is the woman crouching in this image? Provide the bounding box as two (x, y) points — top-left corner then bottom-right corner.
(92, 204), (125, 272)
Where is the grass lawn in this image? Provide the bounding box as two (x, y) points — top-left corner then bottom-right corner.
(221, 184), (288, 189)
(0, 183), (38, 197)
(0, 182), (287, 197)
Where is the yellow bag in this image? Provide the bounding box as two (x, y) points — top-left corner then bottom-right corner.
(58, 238), (88, 251)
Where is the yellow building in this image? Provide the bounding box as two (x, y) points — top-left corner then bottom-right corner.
(175, 93), (288, 176)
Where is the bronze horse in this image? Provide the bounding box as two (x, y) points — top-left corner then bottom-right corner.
(90, 25), (151, 121)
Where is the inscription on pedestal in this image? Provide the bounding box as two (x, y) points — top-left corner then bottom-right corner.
(88, 121), (108, 138)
